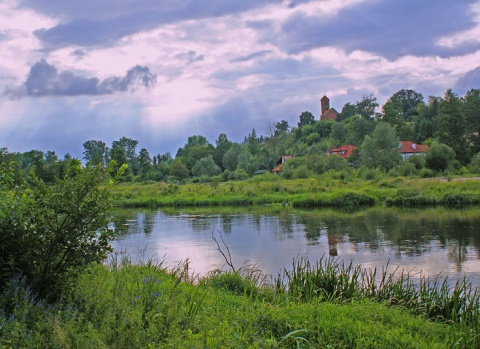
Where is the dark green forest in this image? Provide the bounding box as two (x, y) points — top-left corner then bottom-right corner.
(2, 88), (480, 184)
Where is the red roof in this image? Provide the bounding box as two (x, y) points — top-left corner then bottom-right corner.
(399, 141), (429, 154)
(329, 145), (357, 158)
(320, 108), (338, 121)
(272, 164), (283, 173)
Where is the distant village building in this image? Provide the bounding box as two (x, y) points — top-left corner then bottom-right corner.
(398, 141), (429, 159)
(328, 145), (357, 159)
(320, 95), (338, 121)
(272, 156), (294, 174)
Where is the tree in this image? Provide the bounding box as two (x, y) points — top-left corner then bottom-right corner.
(345, 116), (375, 146)
(330, 122), (347, 146)
(112, 137), (139, 175)
(83, 140), (109, 166)
(0, 164), (123, 300)
(337, 102), (356, 121)
(275, 120), (290, 135)
(223, 143), (244, 171)
(382, 89), (424, 125)
(176, 135), (214, 172)
(170, 159), (189, 180)
(355, 94), (379, 119)
(110, 143), (129, 177)
(297, 111), (315, 128)
(213, 133), (232, 171)
(425, 141), (456, 173)
(192, 155), (221, 177)
(462, 89), (480, 134)
(414, 96), (441, 142)
(360, 122), (401, 171)
(436, 89), (470, 164)
(138, 148), (152, 176)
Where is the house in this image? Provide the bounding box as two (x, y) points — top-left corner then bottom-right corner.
(328, 145), (357, 159)
(272, 156), (293, 173)
(320, 95), (338, 121)
(398, 141), (429, 159)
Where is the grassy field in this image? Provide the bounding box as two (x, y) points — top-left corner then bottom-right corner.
(1, 256), (479, 348)
(111, 174), (480, 208)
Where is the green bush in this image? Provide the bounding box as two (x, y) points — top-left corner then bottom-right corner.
(469, 152), (480, 174)
(399, 161), (418, 177)
(0, 164), (122, 300)
(419, 168), (434, 178)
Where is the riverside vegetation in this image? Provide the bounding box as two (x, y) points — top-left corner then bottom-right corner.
(2, 164), (480, 348)
(111, 171), (480, 208)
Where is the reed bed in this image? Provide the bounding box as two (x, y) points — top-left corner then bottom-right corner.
(276, 256), (480, 328)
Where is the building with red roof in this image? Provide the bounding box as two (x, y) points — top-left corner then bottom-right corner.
(320, 95), (338, 121)
(399, 141), (429, 159)
(328, 145), (357, 159)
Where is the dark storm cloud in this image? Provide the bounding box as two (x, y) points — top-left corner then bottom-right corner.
(174, 50), (205, 64)
(230, 50), (272, 63)
(272, 0), (479, 59)
(19, 0), (279, 50)
(454, 66), (480, 94)
(5, 59), (157, 98)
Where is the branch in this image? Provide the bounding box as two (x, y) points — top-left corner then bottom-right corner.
(211, 230), (236, 272)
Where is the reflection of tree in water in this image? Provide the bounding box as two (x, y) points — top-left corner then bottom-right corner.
(111, 210), (138, 236)
(448, 240), (468, 272)
(294, 214), (326, 243)
(189, 215), (216, 233)
(142, 211), (156, 236)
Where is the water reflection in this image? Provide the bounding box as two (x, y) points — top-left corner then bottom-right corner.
(111, 206), (480, 285)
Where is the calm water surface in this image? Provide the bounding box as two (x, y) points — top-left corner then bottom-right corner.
(111, 206), (480, 285)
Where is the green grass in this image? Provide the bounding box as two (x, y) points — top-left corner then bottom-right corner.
(1, 256), (479, 348)
(111, 176), (480, 208)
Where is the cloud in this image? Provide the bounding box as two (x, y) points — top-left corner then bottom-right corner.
(454, 66), (480, 94)
(270, 0), (479, 59)
(174, 50), (205, 64)
(230, 50), (272, 63)
(5, 59), (157, 98)
(21, 0), (280, 50)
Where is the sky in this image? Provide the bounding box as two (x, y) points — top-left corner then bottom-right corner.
(1, 0), (480, 159)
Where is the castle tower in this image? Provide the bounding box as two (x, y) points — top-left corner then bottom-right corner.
(321, 95), (330, 115)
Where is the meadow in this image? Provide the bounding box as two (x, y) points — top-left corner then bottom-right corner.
(111, 173), (480, 208)
(1, 255), (479, 348)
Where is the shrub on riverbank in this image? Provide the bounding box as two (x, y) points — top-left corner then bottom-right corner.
(1, 257), (477, 348)
(111, 176), (480, 208)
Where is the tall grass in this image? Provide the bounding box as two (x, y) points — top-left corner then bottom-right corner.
(1, 255), (478, 348)
(112, 177), (480, 208)
(277, 256), (480, 330)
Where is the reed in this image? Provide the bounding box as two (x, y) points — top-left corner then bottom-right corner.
(277, 256), (480, 329)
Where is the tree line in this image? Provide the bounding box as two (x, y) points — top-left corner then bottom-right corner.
(1, 88), (480, 184)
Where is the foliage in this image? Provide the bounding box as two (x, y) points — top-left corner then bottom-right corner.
(297, 111), (315, 128)
(170, 159), (189, 180)
(425, 141), (456, 173)
(192, 155), (221, 178)
(436, 89), (470, 165)
(1, 259), (467, 348)
(361, 123), (401, 171)
(469, 152), (480, 174)
(0, 164), (123, 300)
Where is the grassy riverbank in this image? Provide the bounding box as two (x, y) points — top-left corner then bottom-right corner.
(111, 174), (480, 208)
(1, 257), (479, 348)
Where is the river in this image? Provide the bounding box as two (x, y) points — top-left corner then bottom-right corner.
(111, 206), (480, 285)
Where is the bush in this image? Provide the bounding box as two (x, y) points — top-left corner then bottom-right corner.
(469, 152), (480, 174)
(292, 165), (312, 179)
(398, 162), (418, 177)
(0, 164), (121, 301)
(425, 142), (456, 173)
(419, 168), (434, 178)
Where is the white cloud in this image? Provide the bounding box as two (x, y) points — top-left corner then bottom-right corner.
(437, 1), (480, 48)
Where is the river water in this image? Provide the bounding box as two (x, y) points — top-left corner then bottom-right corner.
(111, 206), (480, 285)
